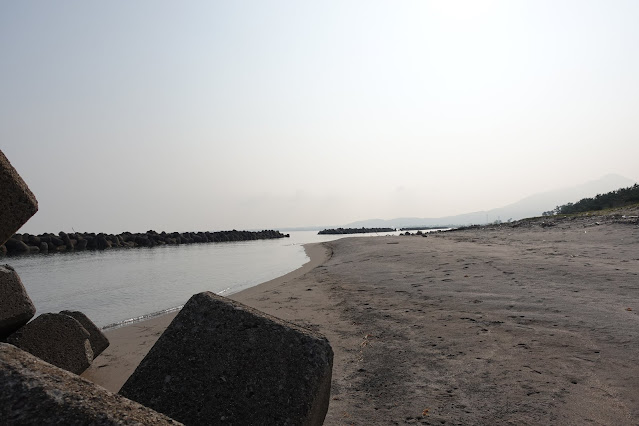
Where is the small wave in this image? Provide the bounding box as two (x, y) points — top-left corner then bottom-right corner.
(102, 305), (184, 331)
(101, 286), (238, 330)
(217, 286), (233, 296)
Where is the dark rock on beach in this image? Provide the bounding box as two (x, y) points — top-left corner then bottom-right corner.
(0, 265), (36, 339)
(119, 291), (333, 426)
(0, 150), (38, 245)
(60, 310), (110, 358)
(0, 343), (183, 425)
(6, 313), (94, 375)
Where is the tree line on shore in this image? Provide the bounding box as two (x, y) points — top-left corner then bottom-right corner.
(543, 184), (639, 216)
(0, 229), (289, 256)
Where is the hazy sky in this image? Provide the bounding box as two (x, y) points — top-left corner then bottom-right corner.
(2, 1), (638, 233)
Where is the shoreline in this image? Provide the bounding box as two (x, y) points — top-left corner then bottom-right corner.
(81, 212), (639, 424)
(80, 242), (332, 392)
(229, 242), (332, 300)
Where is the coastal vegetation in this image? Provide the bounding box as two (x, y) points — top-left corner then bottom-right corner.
(0, 229), (289, 256)
(543, 184), (639, 216)
(318, 227), (395, 235)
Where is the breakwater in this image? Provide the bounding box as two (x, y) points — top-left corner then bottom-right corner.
(318, 227), (395, 235)
(1, 229), (289, 256)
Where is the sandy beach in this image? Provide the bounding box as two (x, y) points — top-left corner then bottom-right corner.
(82, 210), (639, 425)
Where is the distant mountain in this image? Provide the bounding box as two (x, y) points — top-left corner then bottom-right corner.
(345, 174), (637, 228)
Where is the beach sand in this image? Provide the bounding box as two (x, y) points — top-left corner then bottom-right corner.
(82, 211), (639, 425)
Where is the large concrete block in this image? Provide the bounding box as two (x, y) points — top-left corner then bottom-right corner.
(0, 343), (182, 425)
(0, 264), (36, 339)
(61, 310), (110, 357)
(0, 150), (38, 245)
(6, 313), (93, 374)
(119, 292), (333, 426)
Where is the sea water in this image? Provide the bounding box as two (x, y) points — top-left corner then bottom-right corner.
(6, 230), (418, 328)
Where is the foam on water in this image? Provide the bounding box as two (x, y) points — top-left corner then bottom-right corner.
(102, 305), (184, 330)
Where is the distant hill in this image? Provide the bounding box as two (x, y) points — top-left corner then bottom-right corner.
(345, 174), (637, 228)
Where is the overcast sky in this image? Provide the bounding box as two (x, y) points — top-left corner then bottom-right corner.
(2, 1), (638, 234)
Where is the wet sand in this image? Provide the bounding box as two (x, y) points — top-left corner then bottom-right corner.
(83, 211), (639, 425)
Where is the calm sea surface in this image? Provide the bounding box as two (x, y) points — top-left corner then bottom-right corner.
(5, 230), (422, 328)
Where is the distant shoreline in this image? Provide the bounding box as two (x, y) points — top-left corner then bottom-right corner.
(318, 227), (395, 235)
(1, 229), (289, 256)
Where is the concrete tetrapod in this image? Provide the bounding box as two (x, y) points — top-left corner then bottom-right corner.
(119, 292), (334, 426)
(6, 313), (94, 375)
(0, 343), (182, 425)
(0, 265), (36, 339)
(0, 149), (38, 245)
(60, 310), (110, 357)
